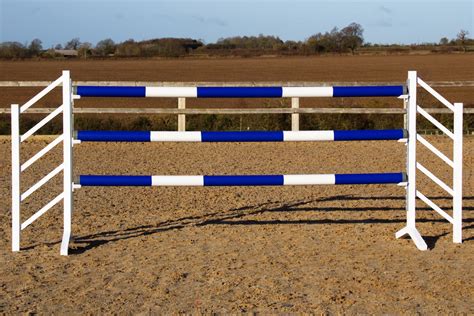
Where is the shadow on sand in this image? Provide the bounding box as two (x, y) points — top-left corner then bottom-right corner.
(22, 195), (474, 254)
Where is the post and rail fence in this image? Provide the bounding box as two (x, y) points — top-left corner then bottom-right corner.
(1, 80), (473, 132)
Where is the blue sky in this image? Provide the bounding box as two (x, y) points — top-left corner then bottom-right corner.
(0, 0), (472, 47)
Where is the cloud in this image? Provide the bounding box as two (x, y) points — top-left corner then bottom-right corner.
(192, 15), (227, 27)
(379, 5), (392, 14)
(375, 19), (393, 27)
(30, 7), (41, 14)
(375, 5), (393, 28)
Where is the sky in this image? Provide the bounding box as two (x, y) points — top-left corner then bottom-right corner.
(0, 0), (472, 47)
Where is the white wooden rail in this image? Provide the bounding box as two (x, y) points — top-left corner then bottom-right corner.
(1, 80), (473, 87)
(2, 80), (472, 132)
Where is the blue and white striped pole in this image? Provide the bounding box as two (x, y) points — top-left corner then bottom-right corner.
(75, 129), (407, 142)
(77, 173), (406, 186)
(75, 85), (406, 98)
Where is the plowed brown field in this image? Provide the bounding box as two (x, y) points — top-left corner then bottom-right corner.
(1, 54), (473, 109)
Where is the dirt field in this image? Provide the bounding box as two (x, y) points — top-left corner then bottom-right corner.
(0, 136), (473, 313)
(2, 54), (474, 82)
(1, 54), (473, 110)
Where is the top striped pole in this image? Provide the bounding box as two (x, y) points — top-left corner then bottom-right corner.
(75, 85), (406, 98)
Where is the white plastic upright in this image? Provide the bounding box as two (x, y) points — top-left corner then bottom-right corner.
(11, 104), (20, 252)
(60, 71), (74, 256)
(406, 71), (417, 229)
(395, 71), (428, 250)
(453, 102), (463, 243)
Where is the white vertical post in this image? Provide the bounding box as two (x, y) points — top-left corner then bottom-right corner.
(396, 70), (427, 250)
(453, 102), (463, 243)
(406, 71), (417, 229)
(11, 104), (20, 252)
(178, 97), (186, 132)
(60, 71), (73, 256)
(291, 97), (299, 131)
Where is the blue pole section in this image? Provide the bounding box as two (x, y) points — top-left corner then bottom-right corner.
(333, 86), (404, 97)
(79, 175), (152, 186)
(335, 173), (406, 184)
(76, 86), (146, 97)
(202, 131), (284, 142)
(333, 129), (406, 141)
(76, 131), (151, 142)
(79, 175), (151, 186)
(197, 87), (283, 98)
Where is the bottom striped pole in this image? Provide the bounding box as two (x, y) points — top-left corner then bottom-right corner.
(77, 173), (406, 186)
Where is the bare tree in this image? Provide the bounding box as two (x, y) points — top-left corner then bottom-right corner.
(439, 37), (449, 45)
(456, 29), (469, 52)
(28, 38), (43, 57)
(341, 23), (364, 54)
(65, 38), (81, 50)
(78, 42), (92, 58)
(95, 38), (116, 56)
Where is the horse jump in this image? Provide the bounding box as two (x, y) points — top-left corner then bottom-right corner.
(11, 71), (463, 255)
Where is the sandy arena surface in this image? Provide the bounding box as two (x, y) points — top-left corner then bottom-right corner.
(0, 136), (472, 313)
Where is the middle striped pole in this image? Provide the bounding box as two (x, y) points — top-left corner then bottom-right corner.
(75, 129), (407, 142)
(77, 173), (407, 186)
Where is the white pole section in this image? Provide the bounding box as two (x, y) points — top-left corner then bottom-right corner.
(11, 104), (20, 252)
(60, 71), (73, 256)
(453, 102), (463, 243)
(291, 97), (299, 131)
(407, 71), (417, 229)
(178, 97), (186, 132)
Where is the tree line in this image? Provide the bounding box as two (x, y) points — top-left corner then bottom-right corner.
(0, 23), (472, 59)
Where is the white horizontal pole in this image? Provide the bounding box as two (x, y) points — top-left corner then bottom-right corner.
(21, 134), (64, 172)
(416, 134), (454, 168)
(151, 131), (200, 142)
(21, 192), (64, 230)
(417, 105), (454, 139)
(152, 175), (203, 186)
(20, 106), (63, 142)
(416, 190), (454, 224)
(416, 162), (454, 196)
(283, 131), (334, 141)
(284, 174), (335, 185)
(417, 78), (455, 112)
(20, 76), (63, 113)
(146, 87), (197, 97)
(282, 87), (333, 97)
(21, 164), (64, 201)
